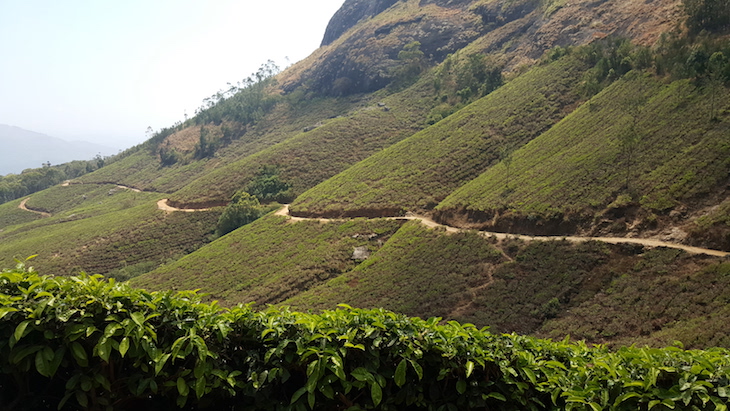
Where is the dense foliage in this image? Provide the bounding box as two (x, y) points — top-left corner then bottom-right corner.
(215, 191), (267, 237)
(684, 0), (730, 34)
(2, 263), (730, 410)
(245, 166), (292, 204)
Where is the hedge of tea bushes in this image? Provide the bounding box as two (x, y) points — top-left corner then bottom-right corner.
(0, 263), (729, 410)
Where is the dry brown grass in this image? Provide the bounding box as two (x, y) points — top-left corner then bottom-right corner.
(159, 124), (224, 154)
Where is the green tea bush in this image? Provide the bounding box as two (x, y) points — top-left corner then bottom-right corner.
(1, 262), (729, 410)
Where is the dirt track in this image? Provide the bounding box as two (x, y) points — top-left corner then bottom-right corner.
(275, 205), (730, 258)
(17, 184), (146, 218)
(157, 199), (211, 213)
(17, 189), (729, 258)
(17, 198), (51, 218)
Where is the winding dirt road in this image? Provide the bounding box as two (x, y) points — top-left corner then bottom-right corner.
(17, 184), (730, 258)
(157, 199), (211, 213)
(274, 205), (729, 258)
(62, 181), (143, 193)
(17, 198), (51, 218)
(17, 184), (146, 219)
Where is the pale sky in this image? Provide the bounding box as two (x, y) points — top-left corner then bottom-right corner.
(0, 0), (345, 150)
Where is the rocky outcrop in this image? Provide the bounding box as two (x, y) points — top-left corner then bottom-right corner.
(351, 246), (371, 260)
(321, 0), (401, 46)
(287, 1), (483, 96)
(282, 0), (681, 97)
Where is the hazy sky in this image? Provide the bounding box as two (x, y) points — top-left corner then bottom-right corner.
(0, 0), (344, 150)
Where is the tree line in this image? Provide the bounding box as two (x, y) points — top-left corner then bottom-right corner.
(0, 157), (108, 205)
(152, 62), (281, 167)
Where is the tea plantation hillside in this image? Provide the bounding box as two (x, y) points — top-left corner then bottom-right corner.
(1, 0), (730, 368)
(136, 209), (730, 349)
(131, 214), (406, 306)
(78, 93), (369, 195)
(0, 185), (221, 278)
(167, 78), (435, 208)
(435, 73), (730, 239)
(290, 55), (587, 216)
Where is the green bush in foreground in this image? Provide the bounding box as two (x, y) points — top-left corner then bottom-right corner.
(1, 263), (730, 410)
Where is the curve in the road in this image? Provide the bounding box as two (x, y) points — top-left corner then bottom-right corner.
(157, 199), (212, 213)
(18, 184), (148, 219)
(61, 180), (145, 193)
(17, 198), (51, 218)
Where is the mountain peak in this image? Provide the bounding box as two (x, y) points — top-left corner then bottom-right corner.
(321, 0), (401, 46)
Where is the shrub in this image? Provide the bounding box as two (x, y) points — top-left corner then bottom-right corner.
(245, 166), (292, 203)
(2, 263), (730, 410)
(215, 191), (265, 237)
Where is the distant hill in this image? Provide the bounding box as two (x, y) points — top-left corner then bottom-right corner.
(0, 124), (114, 176)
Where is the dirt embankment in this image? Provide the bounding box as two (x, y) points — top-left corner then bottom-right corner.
(687, 225), (730, 254)
(165, 199), (228, 210)
(433, 207), (590, 237)
(434, 199), (730, 254)
(288, 206), (406, 219)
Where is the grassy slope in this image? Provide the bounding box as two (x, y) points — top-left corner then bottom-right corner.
(539, 252), (730, 349)
(81, 95), (363, 194)
(285, 225), (729, 349)
(23, 184), (137, 214)
(0, 185), (221, 276)
(168, 79), (435, 206)
(80, 150), (207, 194)
(132, 212), (404, 307)
(0, 187), (162, 239)
(290, 56), (586, 216)
(0, 199), (41, 229)
(285, 222), (504, 318)
(436, 75), (730, 230)
(285, 229), (616, 331)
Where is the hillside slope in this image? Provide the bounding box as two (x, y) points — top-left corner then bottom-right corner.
(168, 80), (435, 207)
(134, 209), (730, 349)
(291, 55), (586, 216)
(77, 95), (365, 194)
(436, 74), (730, 245)
(132, 213), (405, 306)
(0, 185), (220, 277)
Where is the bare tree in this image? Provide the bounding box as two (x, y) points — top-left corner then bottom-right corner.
(619, 81), (647, 193)
(499, 145), (515, 191)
